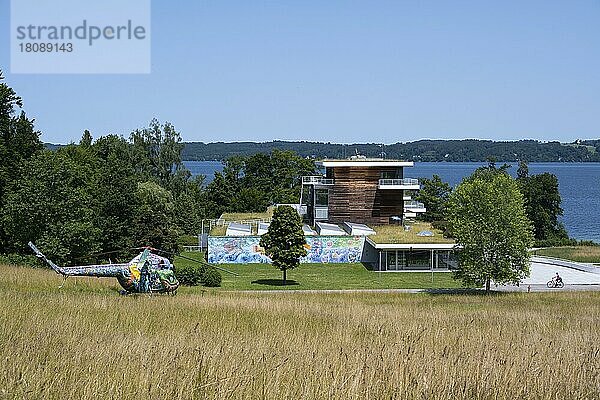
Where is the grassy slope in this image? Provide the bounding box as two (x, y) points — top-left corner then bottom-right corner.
(177, 252), (463, 290)
(535, 246), (600, 263)
(1, 264), (598, 399)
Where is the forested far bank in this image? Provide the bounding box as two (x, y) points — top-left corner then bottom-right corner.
(178, 139), (600, 162)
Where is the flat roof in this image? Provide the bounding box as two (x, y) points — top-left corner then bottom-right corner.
(226, 223), (252, 236)
(318, 158), (414, 167)
(366, 237), (457, 250)
(315, 222), (347, 235)
(342, 222), (376, 236)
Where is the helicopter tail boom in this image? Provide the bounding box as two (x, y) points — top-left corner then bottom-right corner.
(28, 242), (67, 275)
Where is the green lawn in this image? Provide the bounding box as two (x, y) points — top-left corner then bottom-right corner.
(177, 252), (464, 291)
(534, 246), (600, 264)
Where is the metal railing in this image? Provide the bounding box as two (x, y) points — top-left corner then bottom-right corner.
(379, 178), (419, 186)
(205, 217), (272, 234)
(302, 176), (334, 185)
(314, 207), (329, 220)
(182, 245), (203, 252)
(404, 200), (425, 209)
(275, 203), (307, 215)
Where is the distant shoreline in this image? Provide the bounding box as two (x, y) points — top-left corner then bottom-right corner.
(46, 138), (600, 163)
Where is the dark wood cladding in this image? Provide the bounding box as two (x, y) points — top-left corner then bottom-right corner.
(327, 167), (404, 225)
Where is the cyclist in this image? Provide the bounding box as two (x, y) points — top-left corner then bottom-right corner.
(554, 272), (562, 285)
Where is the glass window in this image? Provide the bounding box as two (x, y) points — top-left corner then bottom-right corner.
(315, 189), (329, 206)
(380, 169), (400, 179)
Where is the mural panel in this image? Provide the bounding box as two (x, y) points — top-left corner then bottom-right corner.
(301, 236), (365, 263)
(207, 236), (366, 264)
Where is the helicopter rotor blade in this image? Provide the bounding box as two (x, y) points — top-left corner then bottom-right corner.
(72, 249), (133, 262)
(174, 253), (239, 276)
(146, 247), (239, 277)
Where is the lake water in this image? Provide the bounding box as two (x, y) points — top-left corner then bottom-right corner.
(184, 161), (600, 243)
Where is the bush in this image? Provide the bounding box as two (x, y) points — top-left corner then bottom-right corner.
(177, 234), (199, 247)
(0, 254), (40, 268)
(202, 268), (222, 287)
(175, 263), (206, 286)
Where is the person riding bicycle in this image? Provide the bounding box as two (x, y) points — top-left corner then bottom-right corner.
(554, 272), (562, 285)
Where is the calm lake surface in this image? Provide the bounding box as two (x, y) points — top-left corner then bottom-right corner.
(184, 161), (600, 243)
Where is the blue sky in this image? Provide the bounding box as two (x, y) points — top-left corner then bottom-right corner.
(1, 0), (599, 144)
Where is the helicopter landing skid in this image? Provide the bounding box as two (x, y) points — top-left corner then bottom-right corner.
(58, 275), (68, 289)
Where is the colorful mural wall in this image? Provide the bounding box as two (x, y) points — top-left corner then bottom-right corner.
(207, 236), (366, 264)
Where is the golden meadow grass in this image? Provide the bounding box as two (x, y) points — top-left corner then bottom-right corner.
(1, 264), (599, 399)
(535, 246), (600, 264)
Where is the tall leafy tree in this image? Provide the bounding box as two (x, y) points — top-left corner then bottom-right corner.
(259, 205), (307, 285)
(129, 119), (185, 189)
(133, 181), (179, 253)
(448, 172), (534, 293)
(516, 162), (568, 245)
(2, 150), (101, 264)
(92, 134), (139, 254)
(205, 150), (316, 216)
(0, 71), (43, 247)
(415, 175), (452, 222)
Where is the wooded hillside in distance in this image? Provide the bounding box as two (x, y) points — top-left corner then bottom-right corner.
(180, 139), (600, 162)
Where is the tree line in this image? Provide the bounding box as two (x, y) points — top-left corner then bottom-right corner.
(180, 139), (600, 162)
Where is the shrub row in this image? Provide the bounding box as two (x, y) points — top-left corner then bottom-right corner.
(175, 263), (222, 287)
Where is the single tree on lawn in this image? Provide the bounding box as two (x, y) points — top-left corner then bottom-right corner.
(259, 205), (307, 285)
(448, 172), (534, 293)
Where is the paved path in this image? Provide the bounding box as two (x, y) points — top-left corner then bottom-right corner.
(496, 284), (600, 292)
(497, 257), (600, 291)
(521, 261), (600, 285)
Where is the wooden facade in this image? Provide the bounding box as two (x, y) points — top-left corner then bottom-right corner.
(326, 166), (404, 225)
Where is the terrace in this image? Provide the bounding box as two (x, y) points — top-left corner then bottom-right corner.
(403, 200), (426, 213)
(378, 178), (420, 190)
(301, 176), (334, 185)
(208, 208), (274, 236)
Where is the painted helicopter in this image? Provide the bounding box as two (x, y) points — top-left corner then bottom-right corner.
(29, 242), (180, 295)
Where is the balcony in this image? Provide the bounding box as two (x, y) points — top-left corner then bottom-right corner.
(314, 207), (329, 220)
(302, 176), (334, 185)
(404, 200), (426, 213)
(378, 178), (420, 190)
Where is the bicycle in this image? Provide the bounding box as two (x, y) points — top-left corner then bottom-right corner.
(546, 278), (564, 288)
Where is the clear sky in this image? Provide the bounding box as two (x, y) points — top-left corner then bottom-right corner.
(1, 0), (599, 144)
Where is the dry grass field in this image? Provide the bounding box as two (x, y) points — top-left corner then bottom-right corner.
(1, 264), (599, 399)
(535, 246), (600, 264)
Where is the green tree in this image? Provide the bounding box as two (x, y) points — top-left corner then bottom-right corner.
(259, 205), (307, 285)
(517, 160), (529, 180)
(0, 71), (43, 248)
(516, 164), (568, 245)
(205, 150), (316, 216)
(1, 151), (101, 264)
(133, 181), (179, 253)
(80, 129), (93, 147)
(92, 135), (139, 253)
(415, 175), (452, 222)
(448, 172), (534, 293)
(129, 119), (185, 189)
